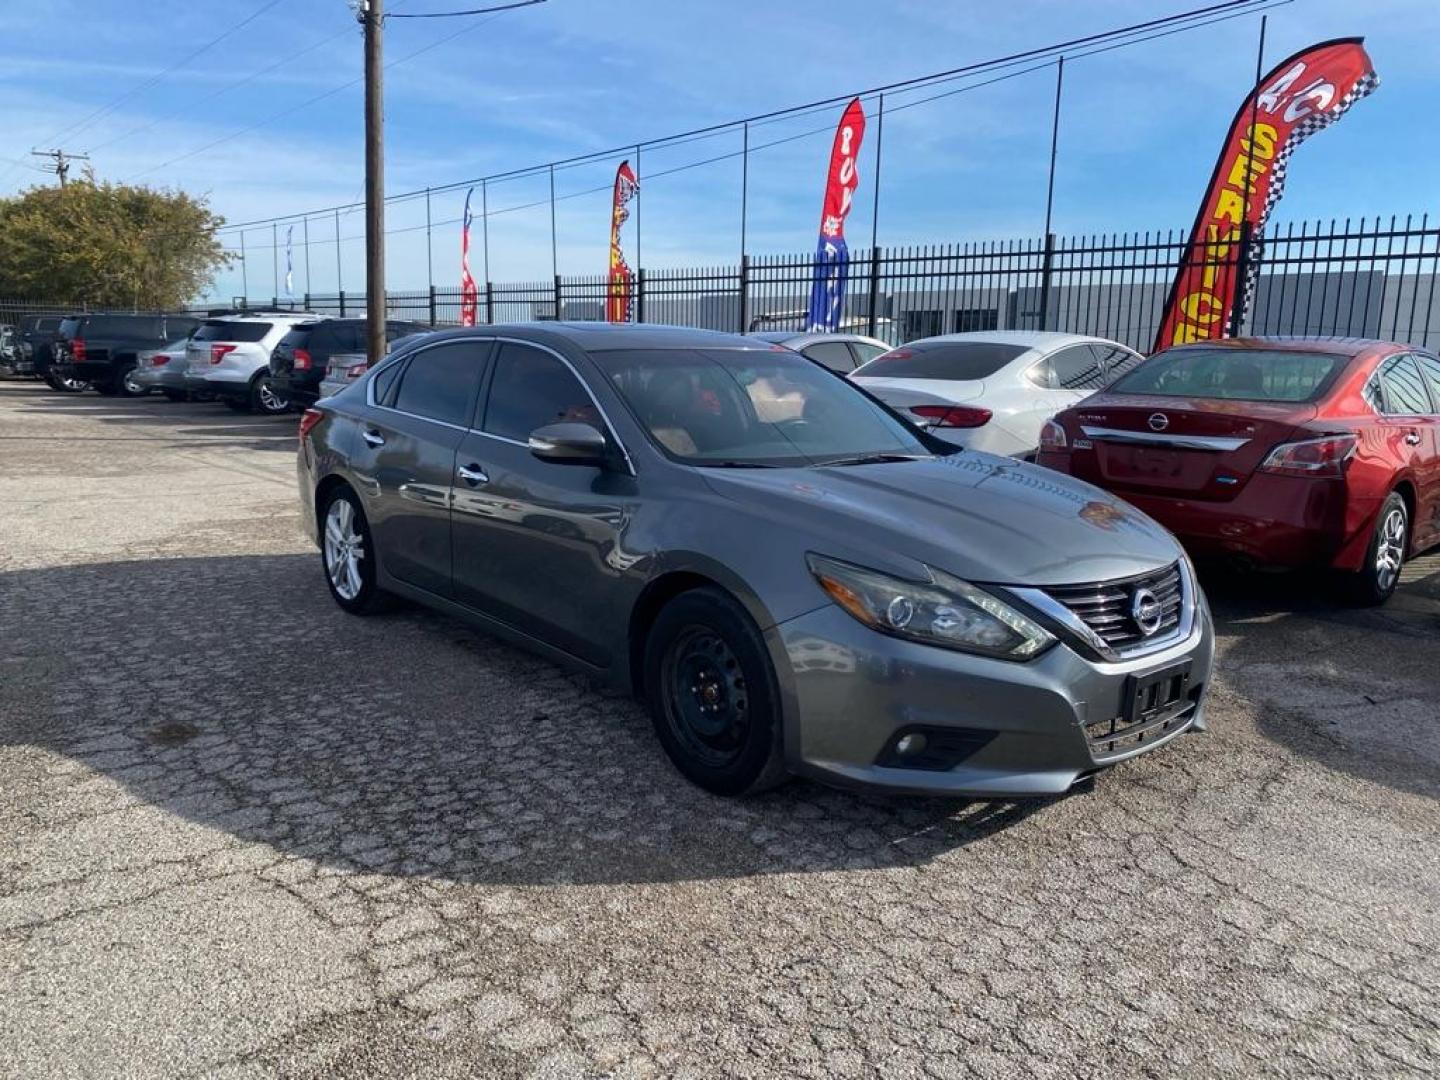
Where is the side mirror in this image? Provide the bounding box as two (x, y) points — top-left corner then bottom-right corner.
(528, 422), (609, 467)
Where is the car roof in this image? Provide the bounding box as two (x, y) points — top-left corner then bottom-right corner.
(907, 330), (1127, 351)
(407, 322), (771, 352)
(748, 330), (891, 350)
(1168, 335), (1412, 358)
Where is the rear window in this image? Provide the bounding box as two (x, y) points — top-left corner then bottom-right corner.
(278, 327), (314, 349)
(194, 321), (274, 343)
(1108, 346), (1352, 403)
(853, 341), (1028, 380)
(59, 318), (81, 337)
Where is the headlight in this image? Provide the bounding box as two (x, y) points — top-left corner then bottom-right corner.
(807, 554), (1054, 661)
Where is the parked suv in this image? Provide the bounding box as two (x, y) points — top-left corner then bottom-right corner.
(20, 315), (72, 387)
(185, 314), (317, 414)
(270, 318), (426, 406)
(52, 313), (201, 396)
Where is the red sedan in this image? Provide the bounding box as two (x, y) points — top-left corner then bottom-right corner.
(1037, 337), (1440, 604)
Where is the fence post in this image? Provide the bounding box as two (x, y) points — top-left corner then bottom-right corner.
(1229, 219), (1255, 338)
(428, 284), (437, 327)
(1037, 232), (1056, 331)
(738, 255), (750, 333)
(554, 274), (563, 321)
(636, 267), (646, 324)
(303, 292), (310, 311)
(866, 247), (882, 338)
(339, 289), (346, 317)
(484, 281), (494, 325)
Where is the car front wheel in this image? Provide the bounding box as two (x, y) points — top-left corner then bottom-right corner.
(643, 587), (788, 796)
(120, 366), (148, 397)
(1346, 492), (1409, 606)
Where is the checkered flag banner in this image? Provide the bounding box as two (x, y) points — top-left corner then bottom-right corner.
(1154, 38), (1378, 353)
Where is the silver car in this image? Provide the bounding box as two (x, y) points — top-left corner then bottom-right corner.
(129, 338), (194, 400)
(297, 324), (1213, 797)
(748, 331), (892, 373)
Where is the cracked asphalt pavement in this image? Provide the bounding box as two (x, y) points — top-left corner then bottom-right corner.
(1, 380), (1438, 1078)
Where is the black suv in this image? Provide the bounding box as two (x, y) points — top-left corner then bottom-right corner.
(52, 313), (202, 395)
(17, 315), (68, 385)
(269, 318), (426, 405)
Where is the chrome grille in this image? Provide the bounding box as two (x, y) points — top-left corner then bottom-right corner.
(1043, 563), (1183, 650)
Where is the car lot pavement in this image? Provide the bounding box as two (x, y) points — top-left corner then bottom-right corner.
(1, 380), (1438, 1078)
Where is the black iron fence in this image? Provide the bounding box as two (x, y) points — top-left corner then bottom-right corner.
(6, 214), (1439, 354)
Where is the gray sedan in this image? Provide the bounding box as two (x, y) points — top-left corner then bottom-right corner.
(297, 323), (1212, 797)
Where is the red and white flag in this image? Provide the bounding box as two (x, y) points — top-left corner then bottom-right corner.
(460, 187), (478, 327)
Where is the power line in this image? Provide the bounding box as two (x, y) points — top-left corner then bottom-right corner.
(123, 2), (526, 183)
(206, 0), (1280, 235)
(387, 0), (545, 18)
(30, 149), (90, 186)
(40, 0), (287, 149)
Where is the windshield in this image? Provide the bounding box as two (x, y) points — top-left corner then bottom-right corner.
(853, 340), (1028, 380)
(1108, 346), (1352, 403)
(592, 347), (934, 467)
(194, 321), (273, 343)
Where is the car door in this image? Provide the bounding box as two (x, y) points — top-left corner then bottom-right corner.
(351, 339), (490, 598)
(450, 340), (632, 666)
(1400, 352), (1440, 548)
(1371, 353), (1440, 550)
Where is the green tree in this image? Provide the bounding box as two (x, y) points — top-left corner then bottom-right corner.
(0, 172), (231, 309)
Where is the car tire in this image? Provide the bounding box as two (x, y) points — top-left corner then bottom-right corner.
(119, 366), (148, 397)
(319, 486), (393, 615)
(1345, 491), (1409, 606)
(161, 389), (188, 403)
(642, 587), (788, 796)
(252, 373), (290, 416)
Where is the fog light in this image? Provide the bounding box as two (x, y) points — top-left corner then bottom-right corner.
(895, 732), (927, 757)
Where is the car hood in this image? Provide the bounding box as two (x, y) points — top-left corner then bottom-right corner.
(701, 452), (1183, 587)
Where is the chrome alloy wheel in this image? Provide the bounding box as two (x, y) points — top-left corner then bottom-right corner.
(324, 499), (364, 601)
(257, 378), (289, 414)
(1375, 505), (1407, 593)
(123, 368), (145, 395)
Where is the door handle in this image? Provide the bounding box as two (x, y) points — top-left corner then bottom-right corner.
(457, 463), (489, 485)
(362, 428), (385, 447)
(1404, 431), (1422, 446)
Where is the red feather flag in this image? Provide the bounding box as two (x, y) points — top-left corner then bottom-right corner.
(607, 161), (640, 323)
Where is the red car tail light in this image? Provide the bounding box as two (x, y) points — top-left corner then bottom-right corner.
(72, 338), (87, 361)
(210, 344), (237, 365)
(293, 347), (313, 371)
(151, 354), (170, 366)
(298, 408), (324, 444)
(910, 404), (993, 429)
(1259, 433), (1357, 478)
(1039, 419), (1068, 451)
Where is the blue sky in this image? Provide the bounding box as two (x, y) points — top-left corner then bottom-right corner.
(1, 0), (1436, 302)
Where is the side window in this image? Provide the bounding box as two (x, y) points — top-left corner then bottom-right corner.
(371, 358), (406, 406)
(1412, 354), (1440, 414)
(1048, 345), (1107, 390)
(1377, 355), (1433, 416)
(800, 341), (856, 372)
(392, 343), (484, 425)
(482, 344), (601, 441)
(851, 342), (888, 366)
(1096, 345), (1146, 381)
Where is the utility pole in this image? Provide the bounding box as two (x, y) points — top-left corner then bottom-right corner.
(361, 0), (385, 364)
(31, 148), (89, 186)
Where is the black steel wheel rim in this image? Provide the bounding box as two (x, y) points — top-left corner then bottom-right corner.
(661, 627), (749, 768)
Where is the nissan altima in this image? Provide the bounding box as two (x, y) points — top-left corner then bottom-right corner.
(297, 323), (1213, 797)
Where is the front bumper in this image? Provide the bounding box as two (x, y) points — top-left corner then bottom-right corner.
(768, 599), (1213, 797)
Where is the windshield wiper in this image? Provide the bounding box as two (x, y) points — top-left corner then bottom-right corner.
(703, 460), (780, 469)
(816, 453), (929, 467)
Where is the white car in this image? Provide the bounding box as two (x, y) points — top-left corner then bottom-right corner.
(185, 314), (318, 415)
(850, 331), (1146, 458)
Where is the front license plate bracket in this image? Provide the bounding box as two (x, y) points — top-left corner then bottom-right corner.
(1123, 660), (1192, 726)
